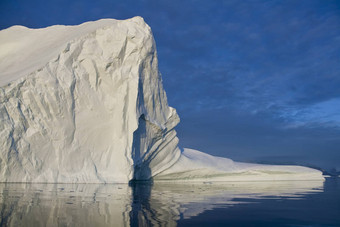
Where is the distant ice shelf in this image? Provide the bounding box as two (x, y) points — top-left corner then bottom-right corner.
(155, 148), (323, 181)
(0, 17), (324, 183)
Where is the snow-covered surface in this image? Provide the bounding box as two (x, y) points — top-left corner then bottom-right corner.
(0, 19), (120, 87)
(155, 148), (323, 181)
(0, 17), (323, 183)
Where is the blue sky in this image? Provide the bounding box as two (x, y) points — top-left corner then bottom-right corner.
(1, 0), (339, 171)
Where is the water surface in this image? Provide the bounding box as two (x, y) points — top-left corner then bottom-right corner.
(0, 178), (339, 226)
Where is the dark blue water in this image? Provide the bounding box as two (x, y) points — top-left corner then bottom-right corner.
(178, 178), (340, 227)
(0, 178), (339, 226)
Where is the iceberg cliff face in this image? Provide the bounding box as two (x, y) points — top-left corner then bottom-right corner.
(0, 17), (180, 183)
(0, 17), (323, 183)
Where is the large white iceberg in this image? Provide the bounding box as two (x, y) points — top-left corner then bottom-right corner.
(0, 17), (323, 183)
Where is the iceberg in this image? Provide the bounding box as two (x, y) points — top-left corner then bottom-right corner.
(0, 17), (323, 183)
(155, 148), (323, 181)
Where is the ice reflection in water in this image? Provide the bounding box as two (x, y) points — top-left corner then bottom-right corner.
(0, 180), (324, 226)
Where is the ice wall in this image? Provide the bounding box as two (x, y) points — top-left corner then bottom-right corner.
(0, 17), (180, 183)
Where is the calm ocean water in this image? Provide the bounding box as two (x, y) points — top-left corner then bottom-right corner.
(0, 178), (339, 226)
